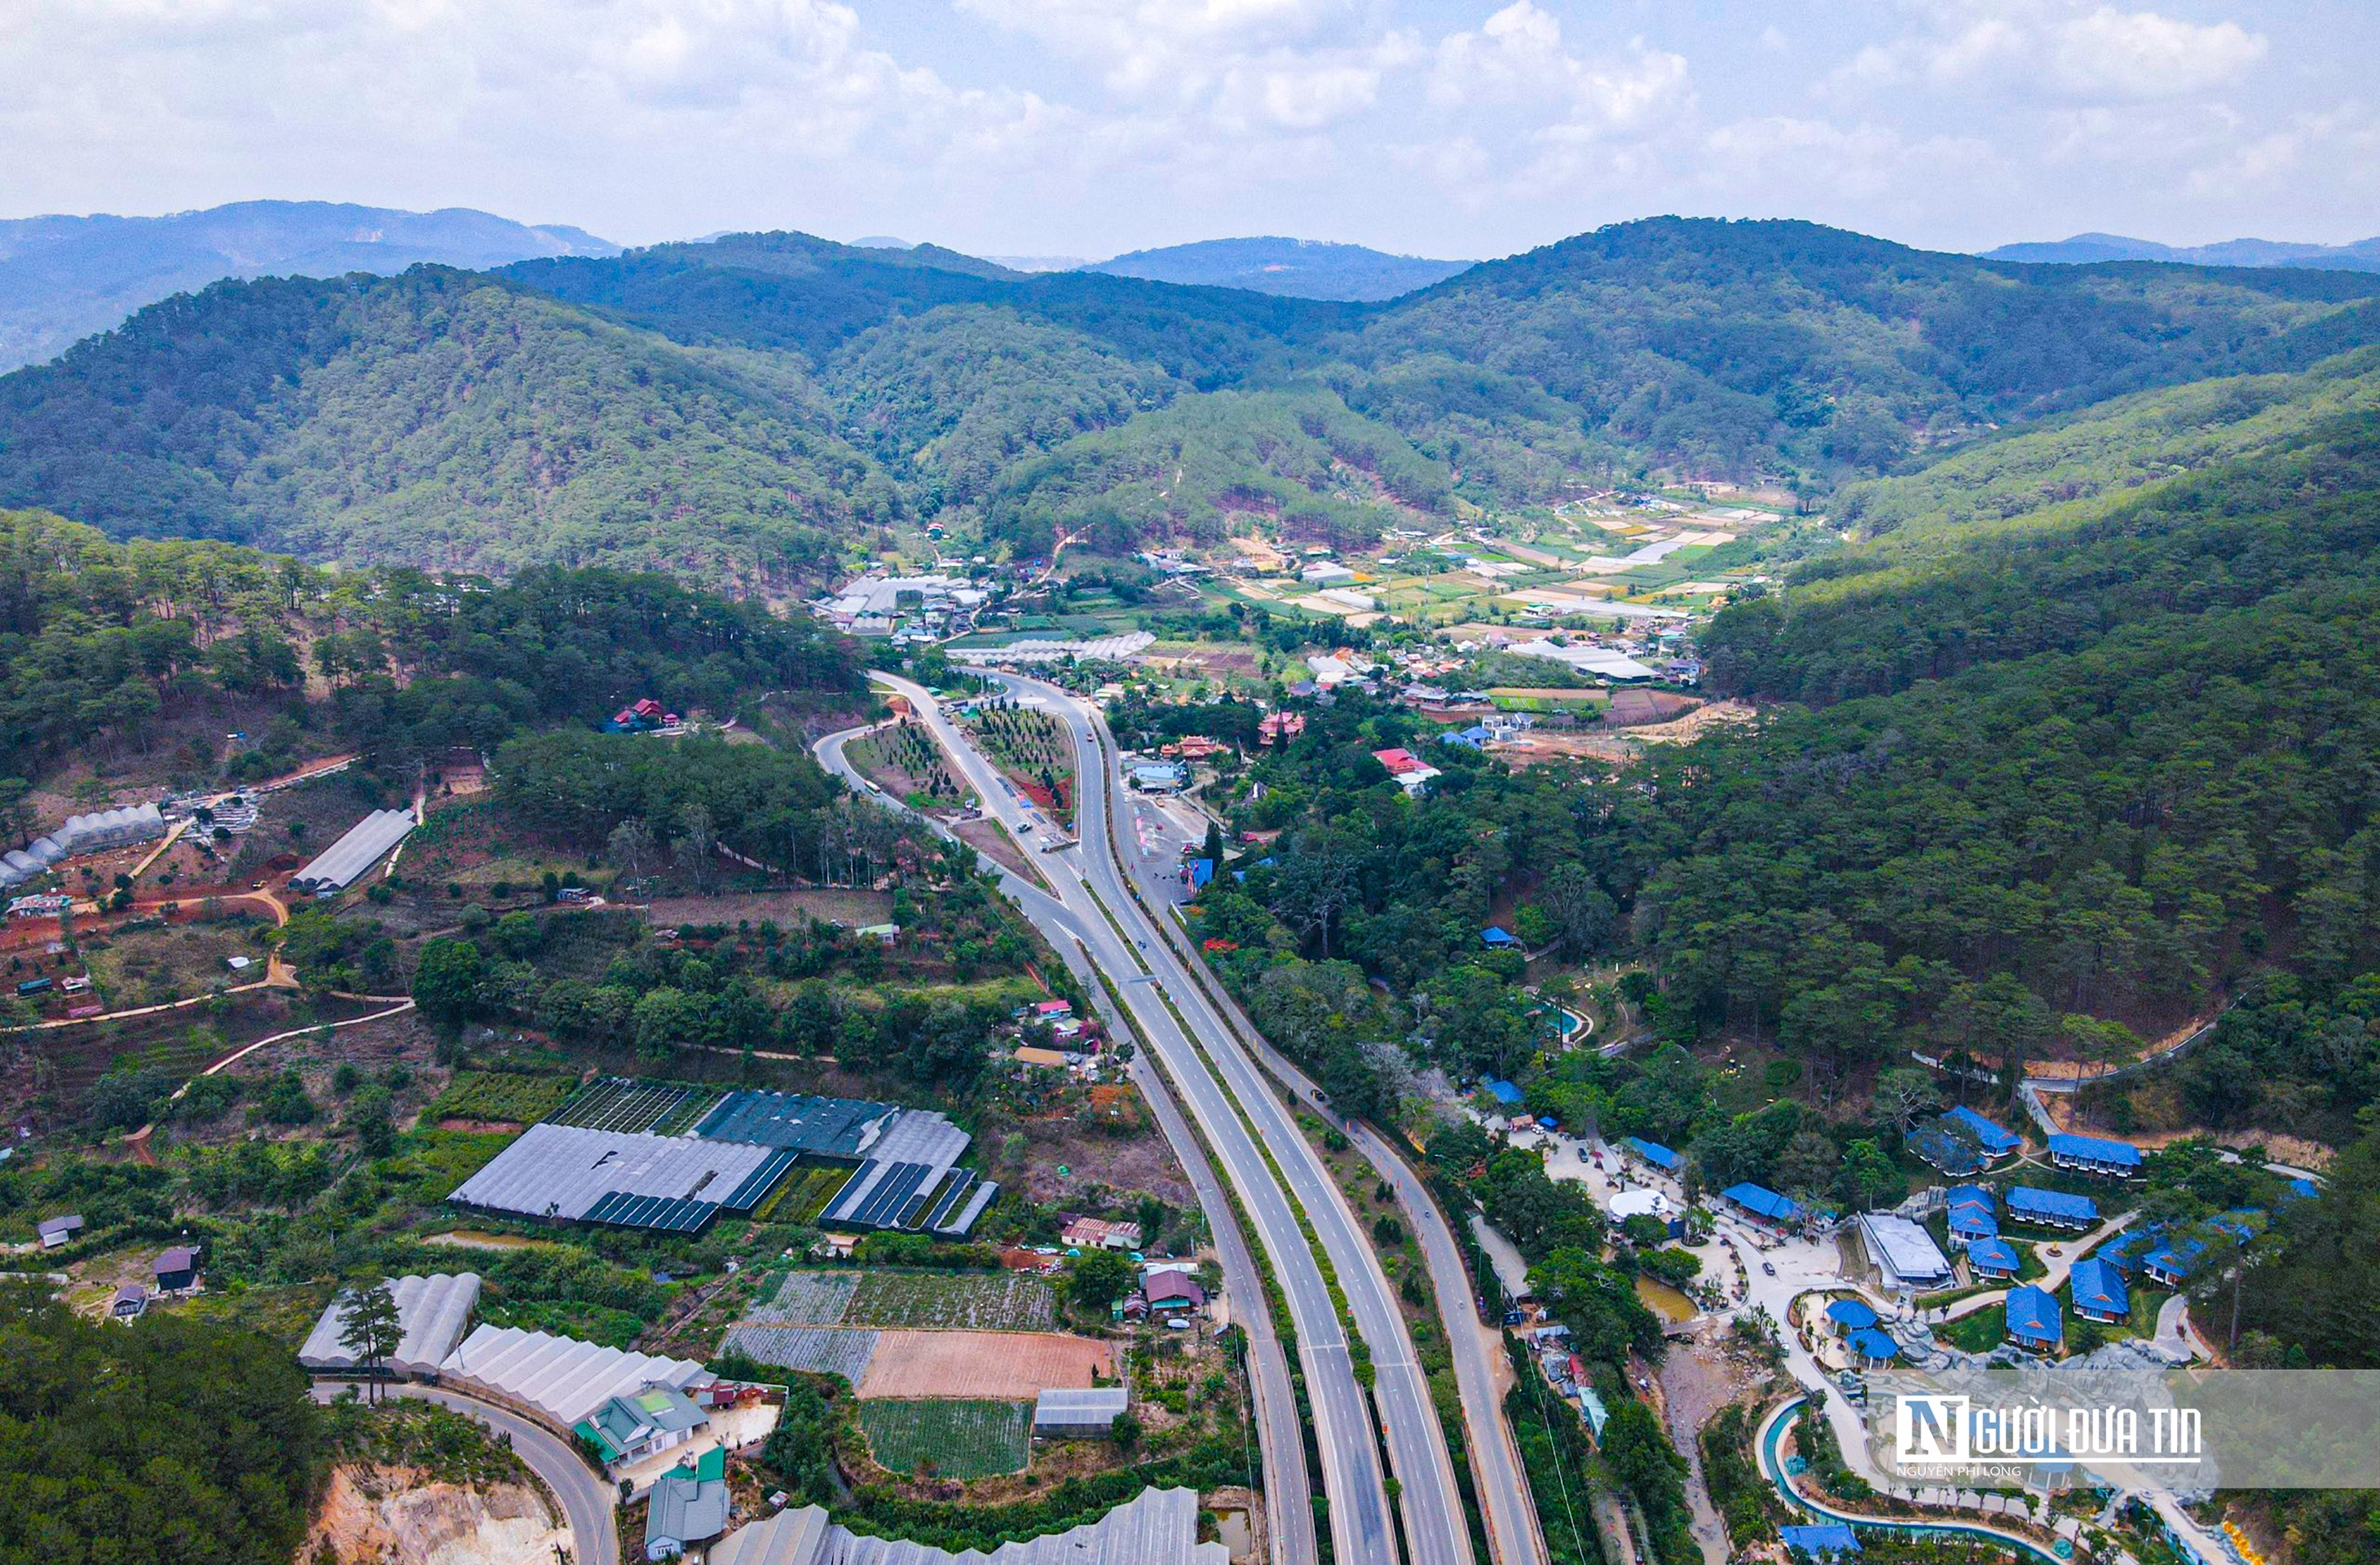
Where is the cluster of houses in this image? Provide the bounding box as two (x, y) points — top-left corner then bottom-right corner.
(814, 572), (991, 641)
(107, 1244), (201, 1320)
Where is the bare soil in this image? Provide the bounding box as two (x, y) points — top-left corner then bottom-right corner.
(641, 888), (894, 928)
(857, 1329), (1114, 1399)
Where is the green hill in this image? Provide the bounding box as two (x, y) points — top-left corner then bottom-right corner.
(10, 217), (2380, 578)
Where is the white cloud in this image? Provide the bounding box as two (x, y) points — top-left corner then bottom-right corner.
(2052, 7), (2266, 99)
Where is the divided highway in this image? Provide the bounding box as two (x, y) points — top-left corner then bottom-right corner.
(828, 677), (1405, 1565)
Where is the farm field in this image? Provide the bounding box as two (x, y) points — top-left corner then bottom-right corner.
(846, 1270), (1058, 1331)
(737, 1268), (1059, 1332)
(746, 1271), (860, 1325)
(719, 1325), (881, 1384)
(858, 1400), (1030, 1479)
(424, 1070), (577, 1126)
(857, 1330), (1112, 1400)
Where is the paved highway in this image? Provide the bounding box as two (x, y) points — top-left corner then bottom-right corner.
(839, 676), (1402, 1565)
(813, 709), (1317, 1565)
(982, 671), (1484, 1565)
(313, 1382), (616, 1565)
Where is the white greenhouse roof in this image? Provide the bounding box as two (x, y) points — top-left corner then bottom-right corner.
(448, 1122), (776, 1223)
(438, 1324), (712, 1428)
(290, 808), (416, 893)
(298, 1272), (482, 1374)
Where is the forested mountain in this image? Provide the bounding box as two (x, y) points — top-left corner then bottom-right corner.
(1986, 231), (2380, 271)
(1082, 237), (1474, 301)
(0, 200), (615, 374)
(10, 218), (2380, 580)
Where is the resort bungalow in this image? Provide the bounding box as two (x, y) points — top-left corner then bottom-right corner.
(2069, 1258), (2130, 1325)
(111, 1283), (148, 1320)
(1480, 926), (1521, 950)
(1945, 1107), (2021, 1163)
(2142, 1237), (2207, 1289)
(2047, 1132), (2144, 1178)
(1721, 1183), (1802, 1229)
(1968, 1237), (2022, 1281)
(2004, 1285), (2064, 1352)
(2006, 1187), (2100, 1232)
(1946, 1187), (1998, 1245)
(1623, 1137), (1682, 1175)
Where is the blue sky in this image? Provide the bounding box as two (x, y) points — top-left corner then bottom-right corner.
(2, 0), (2373, 259)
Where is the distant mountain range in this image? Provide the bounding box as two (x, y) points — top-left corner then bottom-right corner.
(1986, 232), (2380, 272)
(0, 201), (618, 371)
(1080, 237), (1473, 301)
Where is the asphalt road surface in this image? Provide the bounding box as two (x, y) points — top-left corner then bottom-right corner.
(984, 671), (1482, 1565)
(837, 676), (1400, 1565)
(312, 1382), (616, 1565)
(813, 708), (1316, 1565)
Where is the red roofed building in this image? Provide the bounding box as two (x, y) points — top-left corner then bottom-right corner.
(1369, 748), (1442, 796)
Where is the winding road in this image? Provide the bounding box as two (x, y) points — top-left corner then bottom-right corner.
(313, 1382), (616, 1565)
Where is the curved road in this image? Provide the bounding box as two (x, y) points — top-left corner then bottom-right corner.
(313, 1382), (616, 1565)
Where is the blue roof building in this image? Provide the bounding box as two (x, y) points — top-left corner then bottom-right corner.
(1482, 1078), (1524, 1106)
(2007, 1186), (2100, 1230)
(1825, 1298), (1880, 1331)
(2096, 1230), (2153, 1273)
(1441, 725), (1492, 748)
(1908, 1120), (1989, 1177)
(2142, 1237), (2205, 1286)
(1623, 1136), (1681, 1171)
(2069, 1258), (2130, 1323)
(1721, 1183), (1802, 1225)
(1780, 1523), (1862, 1558)
(1848, 1327), (1902, 1364)
(1946, 1185), (1999, 1244)
(1946, 1106), (2021, 1158)
(2288, 1176), (2320, 1200)
(2005, 1284), (2063, 1351)
(1481, 926), (1520, 950)
(2205, 1210), (2265, 1243)
(2047, 1132), (2143, 1175)
(1183, 857), (1214, 891)
(1968, 1237), (2021, 1279)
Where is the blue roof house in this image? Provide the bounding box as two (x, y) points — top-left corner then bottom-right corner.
(1441, 725), (1492, 748)
(1946, 1106), (2021, 1159)
(2143, 1236), (2208, 1288)
(2007, 1187), (2100, 1231)
(2047, 1132), (2144, 1176)
(1946, 1187), (1999, 1245)
(2005, 1284), (2063, 1351)
(1623, 1137), (1681, 1172)
(1968, 1237), (2021, 1280)
(1780, 1523), (1862, 1558)
(1481, 1078), (1525, 1106)
(1481, 926), (1521, 950)
(1721, 1183), (1802, 1226)
(2288, 1177), (2320, 1200)
(2069, 1258), (2130, 1324)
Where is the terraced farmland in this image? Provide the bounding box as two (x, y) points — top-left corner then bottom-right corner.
(858, 1400), (1030, 1479)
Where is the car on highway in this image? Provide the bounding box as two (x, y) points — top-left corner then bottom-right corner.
(1762, 1261), (1777, 1276)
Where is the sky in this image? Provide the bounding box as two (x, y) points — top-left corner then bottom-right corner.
(2, 0), (2375, 262)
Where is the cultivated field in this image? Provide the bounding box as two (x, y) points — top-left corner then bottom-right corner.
(756, 1166), (857, 1223)
(857, 1330), (1112, 1400)
(424, 1071), (576, 1127)
(845, 1270), (1058, 1331)
(718, 1325), (879, 1384)
(745, 1271), (859, 1325)
(858, 1400), (1030, 1479)
(738, 1268), (1059, 1332)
